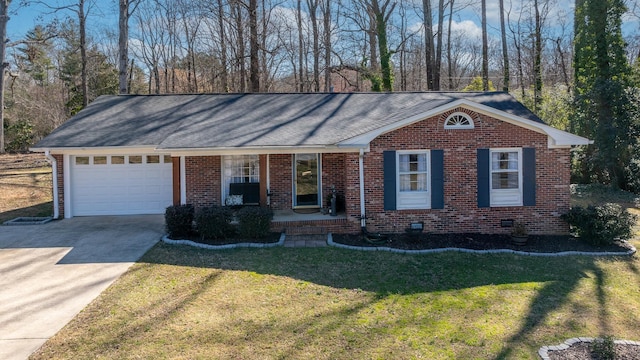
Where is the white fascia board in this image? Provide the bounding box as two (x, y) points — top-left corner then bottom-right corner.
(32, 145), (367, 157)
(338, 99), (592, 149)
(29, 146), (162, 155)
(166, 145), (363, 156)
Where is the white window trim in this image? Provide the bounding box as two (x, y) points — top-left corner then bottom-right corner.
(489, 148), (523, 207)
(444, 112), (474, 129)
(221, 154), (260, 205)
(396, 150), (431, 210)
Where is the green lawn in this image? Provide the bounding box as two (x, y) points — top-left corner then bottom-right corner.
(32, 234), (640, 359)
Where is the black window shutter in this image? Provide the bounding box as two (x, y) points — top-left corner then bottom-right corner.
(477, 149), (490, 208)
(383, 151), (397, 211)
(431, 150), (444, 209)
(522, 148), (536, 206)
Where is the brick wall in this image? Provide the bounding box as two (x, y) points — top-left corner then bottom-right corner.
(268, 154), (292, 210)
(181, 107), (571, 235)
(185, 156), (222, 208)
(356, 107), (570, 235)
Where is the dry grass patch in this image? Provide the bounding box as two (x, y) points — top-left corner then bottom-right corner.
(0, 153), (52, 223)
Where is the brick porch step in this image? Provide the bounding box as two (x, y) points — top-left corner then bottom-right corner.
(285, 226), (327, 235)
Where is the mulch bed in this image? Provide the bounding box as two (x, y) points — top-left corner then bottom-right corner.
(168, 232), (282, 246)
(548, 341), (640, 359)
(331, 232), (635, 254)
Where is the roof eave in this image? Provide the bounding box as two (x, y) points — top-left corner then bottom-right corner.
(164, 144), (366, 156)
(338, 98), (592, 148)
(29, 145), (161, 155)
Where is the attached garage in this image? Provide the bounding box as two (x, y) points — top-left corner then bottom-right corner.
(69, 154), (173, 216)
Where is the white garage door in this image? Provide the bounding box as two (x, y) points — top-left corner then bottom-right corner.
(71, 154), (173, 216)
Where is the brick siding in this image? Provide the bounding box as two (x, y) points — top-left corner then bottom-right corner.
(185, 156), (222, 208)
(354, 108), (570, 235)
(180, 107), (570, 235)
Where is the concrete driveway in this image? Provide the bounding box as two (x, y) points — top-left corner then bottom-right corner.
(0, 215), (163, 360)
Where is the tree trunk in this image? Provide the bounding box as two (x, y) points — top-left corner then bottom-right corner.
(376, 11), (392, 91)
(481, 0), (489, 91)
(0, 0), (8, 153)
(297, 0), (304, 92)
(447, 0), (454, 90)
(322, 0), (331, 91)
(555, 38), (571, 92)
(249, 0), (260, 92)
(422, 0), (435, 90)
(499, 0), (509, 92)
(434, 0), (444, 90)
(307, 0), (320, 92)
(533, 0), (543, 111)
(119, 0), (129, 94)
(79, 0), (88, 107)
(368, 11), (378, 72)
(217, 0), (228, 91)
(235, 0), (246, 92)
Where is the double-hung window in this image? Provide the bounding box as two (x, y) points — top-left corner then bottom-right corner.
(490, 148), (522, 206)
(397, 151), (431, 209)
(222, 155), (260, 205)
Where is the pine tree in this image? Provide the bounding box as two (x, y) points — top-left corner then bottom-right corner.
(17, 25), (54, 85)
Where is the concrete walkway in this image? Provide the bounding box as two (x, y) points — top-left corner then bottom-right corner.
(0, 215), (163, 360)
(284, 234), (328, 247)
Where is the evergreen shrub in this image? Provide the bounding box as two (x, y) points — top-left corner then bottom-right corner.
(237, 206), (274, 238)
(562, 203), (637, 246)
(165, 204), (194, 239)
(195, 206), (235, 240)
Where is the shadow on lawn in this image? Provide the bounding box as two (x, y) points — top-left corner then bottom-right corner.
(0, 201), (53, 223)
(493, 258), (608, 359)
(143, 242), (638, 358)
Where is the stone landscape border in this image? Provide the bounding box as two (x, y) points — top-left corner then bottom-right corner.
(3, 216), (53, 225)
(538, 337), (640, 359)
(162, 233), (286, 250)
(327, 234), (637, 256)
(162, 232), (636, 257)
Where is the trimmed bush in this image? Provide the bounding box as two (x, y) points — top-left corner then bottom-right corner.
(195, 206), (235, 240)
(237, 206), (274, 238)
(562, 203), (637, 246)
(165, 204), (194, 239)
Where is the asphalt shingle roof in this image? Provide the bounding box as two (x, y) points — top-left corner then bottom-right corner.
(33, 92), (545, 149)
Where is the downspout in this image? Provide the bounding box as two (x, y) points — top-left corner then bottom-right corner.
(359, 148), (366, 228)
(44, 151), (60, 219)
(266, 154), (271, 206)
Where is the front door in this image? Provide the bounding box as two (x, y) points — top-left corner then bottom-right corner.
(294, 153), (321, 208)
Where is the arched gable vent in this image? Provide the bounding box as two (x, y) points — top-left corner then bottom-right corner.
(444, 112), (474, 129)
